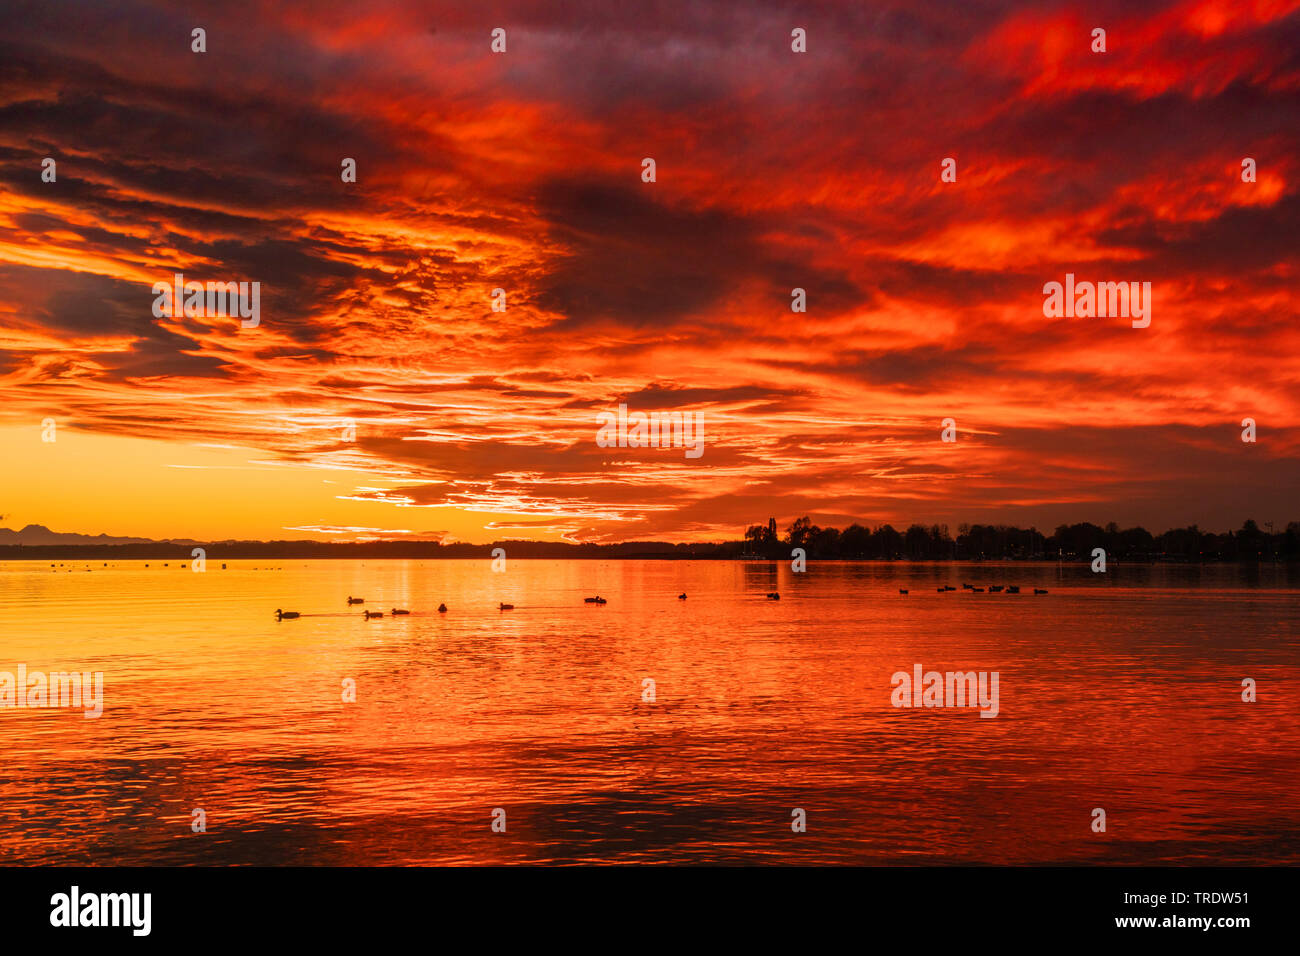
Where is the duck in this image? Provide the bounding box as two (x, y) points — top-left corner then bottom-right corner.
(1034, 588), (1049, 595)
(989, 585), (1004, 593)
(766, 592), (780, 600)
(391, 608), (410, 615)
(678, 593), (687, 600)
(899, 588), (909, 594)
(347, 596), (365, 605)
(499, 603), (514, 610)
(364, 609), (384, 619)
(972, 587), (985, 592)
(583, 596), (606, 604)
(944, 585), (957, 591)
(275, 609), (300, 620)
(438, 603), (447, 613)
(936, 587), (945, 592)
(1006, 586), (1020, 594)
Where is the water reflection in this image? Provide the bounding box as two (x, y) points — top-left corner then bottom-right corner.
(0, 559), (1296, 864)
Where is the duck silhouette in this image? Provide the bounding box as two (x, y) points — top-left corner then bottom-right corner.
(766, 592), (780, 600)
(364, 610), (384, 619)
(499, 603), (514, 610)
(391, 608), (410, 615)
(347, 596), (364, 605)
(899, 588), (909, 594)
(678, 593), (687, 600)
(1034, 588), (1049, 595)
(584, 596), (606, 604)
(275, 609), (300, 620)
(437, 603), (447, 613)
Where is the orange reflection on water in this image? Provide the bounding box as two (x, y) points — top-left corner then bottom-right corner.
(0, 559), (1297, 864)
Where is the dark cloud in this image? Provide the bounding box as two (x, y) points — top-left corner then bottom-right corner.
(532, 177), (864, 329)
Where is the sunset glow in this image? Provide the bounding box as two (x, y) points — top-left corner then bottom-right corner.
(2, 0), (1297, 542)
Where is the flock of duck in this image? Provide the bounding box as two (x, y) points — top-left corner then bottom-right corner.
(896, 583), (1049, 595)
(274, 593), (692, 620)
(275, 597), (441, 620)
(274, 583), (1048, 619)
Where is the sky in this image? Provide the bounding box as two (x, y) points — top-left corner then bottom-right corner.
(0, 0), (1298, 544)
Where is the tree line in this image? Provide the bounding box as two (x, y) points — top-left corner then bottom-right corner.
(742, 517), (1300, 561)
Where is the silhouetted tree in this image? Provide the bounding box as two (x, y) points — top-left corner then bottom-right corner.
(873, 524), (903, 559)
(787, 516), (820, 549)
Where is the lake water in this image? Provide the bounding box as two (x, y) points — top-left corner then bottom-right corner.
(1, 558), (1297, 865)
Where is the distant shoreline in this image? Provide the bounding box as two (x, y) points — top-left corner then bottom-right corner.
(2, 516), (1296, 563)
(0, 543), (1293, 564)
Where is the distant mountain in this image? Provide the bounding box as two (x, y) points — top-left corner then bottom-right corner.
(0, 524), (162, 547)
